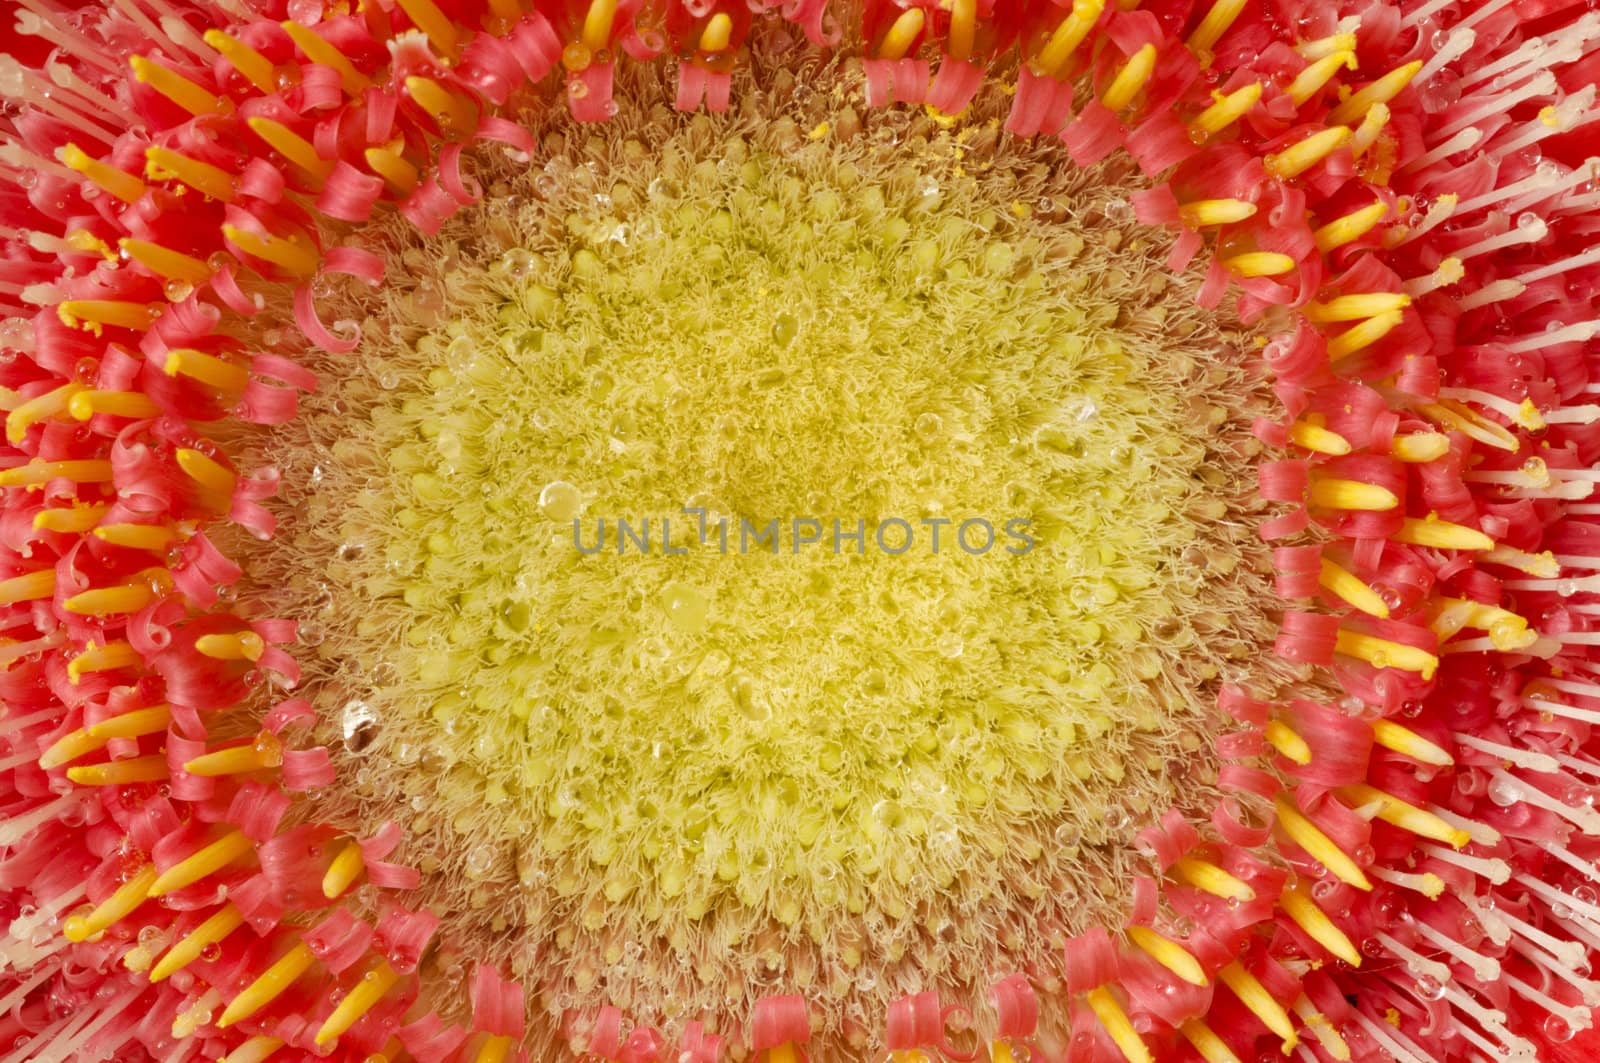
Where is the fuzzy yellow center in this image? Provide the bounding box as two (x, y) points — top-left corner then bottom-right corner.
(261, 96), (1266, 1021)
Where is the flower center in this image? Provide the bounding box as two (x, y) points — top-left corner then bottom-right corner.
(254, 80), (1270, 1026)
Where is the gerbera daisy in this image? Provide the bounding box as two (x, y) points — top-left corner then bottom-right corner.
(1, 0), (1598, 1059)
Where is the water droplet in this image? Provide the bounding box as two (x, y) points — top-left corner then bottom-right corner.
(660, 581), (710, 636)
(771, 313), (798, 347)
(538, 480), (582, 520)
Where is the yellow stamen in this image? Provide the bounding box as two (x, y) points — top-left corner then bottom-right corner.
(1328, 60), (1422, 126)
(579, 0), (618, 51)
(1312, 201), (1387, 252)
(1414, 399), (1519, 451)
(699, 12), (734, 52)
(244, 117), (334, 181)
(63, 864), (158, 942)
(63, 571), (169, 617)
(1222, 251), (1295, 277)
(404, 76), (477, 133)
(1297, 31), (1358, 61)
(1348, 102), (1390, 158)
(1186, 0), (1247, 53)
(487, 0), (524, 20)
(1279, 885), (1360, 965)
(6, 383), (83, 443)
(65, 230), (117, 261)
(948, 0), (977, 60)
(93, 523), (178, 551)
(1101, 43), (1157, 112)
(221, 222), (320, 276)
(0, 458), (114, 487)
(365, 143), (420, 194)
(1033, 0), (1106, 78)
(877, 7), (925, 59)
(176, 448), (238, 494)
(1265, 125), (1351, 179)
(1219, 962), (1297, 1051)
(1287, 420), (1351, 455)
(1318, 557), (1390, 618)
(149, 829), (254, 897)
(315, 959), (399, 1045)
(1371, 719), (1453, 767)
(281, 21), (370, 95)
(1263, 719), (1311, 765)
(87, 704), (172, 741)
(1274, 795), (1372, 890)
(0, 569), (56, 606)
(67, 640), (140, 683)
(1171, 856), (1254, 901)
(129, 55), (232, 116)
(1286, 50), (1356, 107)
(1291, 998), (1351, 1062)
(66, 754), (169, 785)
(1430, 597), (1537, 651)
(144, 146), (237, 201)
(1480, 544), (1559, 577)
(203, 30), (277, 93)
(1179, 1020), (1242, 1063)
(150, 903), (245, 982)
(58, 144), (146, 204)
(1127, 926), (1207, 986)
(1339, 783), (1470, 847)
(118, 238), (214, 286)
(1333, 629), (1438, 679)
(1189, 82), (1261, 138)
(69, 389), (163, 421)
(1307, 477), (1398, 511)
(322, 840), (366, 898)
(39, 728), (102, 771)
(769, 1043), (802, 1063)
(1389, 433), (1450, 462)
(185, 732), (283, 777)
(1177, 198), (1256, 227)
(221, 1037), (284, 1063)
(33, 504), (109, 533)
(475, 1036), (514, 1063)
(218, 941), (317, 1028)
(58, 300), (159, 332)
(194, 631), (266, 662)
(1084, 987), (1151, 1063)
(397, 0), (461, 57)
(1305, 292), (1411, 323)
(163, 347), (250, 392)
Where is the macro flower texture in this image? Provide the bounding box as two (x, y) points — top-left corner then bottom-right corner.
(3, 0), (1600, 1057)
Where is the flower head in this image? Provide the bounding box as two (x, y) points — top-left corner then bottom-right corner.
(0, 0), (1599, 1060)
